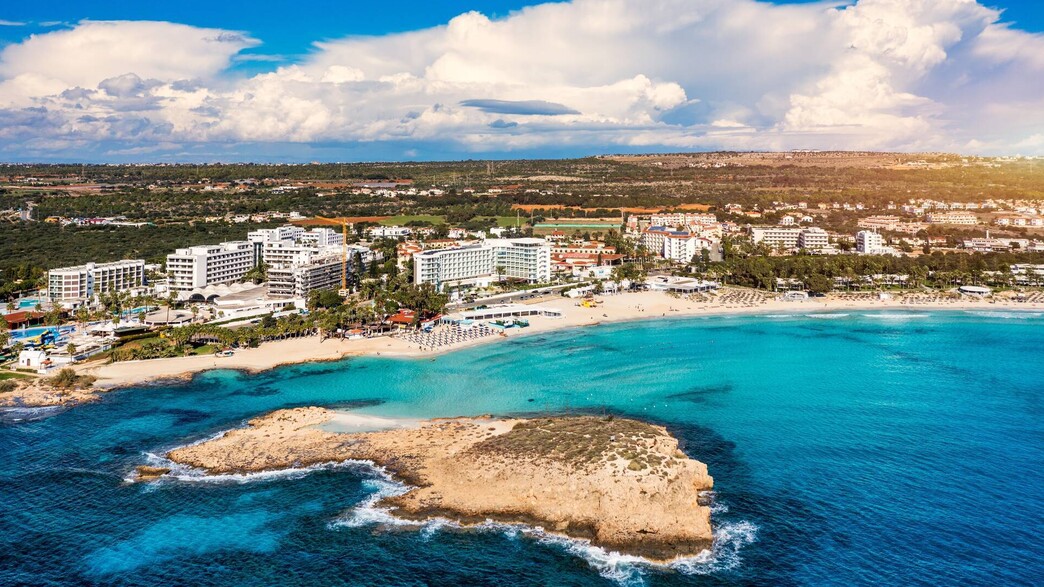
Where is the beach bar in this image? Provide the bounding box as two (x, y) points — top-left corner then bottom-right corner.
(440, 303), (563, 324)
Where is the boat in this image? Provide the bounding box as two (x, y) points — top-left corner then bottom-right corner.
(216, 350), (234, 358)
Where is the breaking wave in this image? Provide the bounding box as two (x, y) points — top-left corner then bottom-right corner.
(331, 481), (757, 585)
(0, 405), (65, 424)
(805, 313), (850, 319)
(964, 311), (1043, 320)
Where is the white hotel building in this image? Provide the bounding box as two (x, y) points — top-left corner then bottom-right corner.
(854, 230), (898, 255)
(267, 254), (345, 299)
(749, 227), (830, 251)
(47, 259), (146, 306)
(413, 238), (551, 290)
(641, 227), (714, 263)
(166, 241), (260, 297)
(267, 245), (377, 299)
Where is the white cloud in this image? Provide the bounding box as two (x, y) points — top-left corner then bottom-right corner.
(0, 1), (1042, 159)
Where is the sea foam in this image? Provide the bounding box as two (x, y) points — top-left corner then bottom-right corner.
(862, 312), (930, 319)
(964, 310), (1043, 320)
(331, 478), (757, 585)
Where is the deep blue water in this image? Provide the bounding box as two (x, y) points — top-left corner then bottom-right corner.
(2, 310), (1043, 586)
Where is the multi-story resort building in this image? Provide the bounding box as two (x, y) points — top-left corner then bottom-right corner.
(47, 259), (146, 306)
(368, 225), (412, 239)
(648, 213), (718, 228)
(413, 238), (551, 290)
(260, 241), (329, 267)
(167, 225), (374, 300)
(267, 245), (376, 298)
(857, 215), (902, 231)
(856, 230), (889, 254)
(247, 225), (305, 244)
(247, 225), (344, 247)
(796, 227), (829, 250)
(926, 212), (977, 225)
(747, 227), (831, 253)
(661, 233), (700, 263)
(641, 227), (715, 262)
(750, 227), (802, 250)
(298, 227), (343, 247)
(550, 242), (617, 255)
(166, 241), (259, 297)
(267, 254), (345, 298)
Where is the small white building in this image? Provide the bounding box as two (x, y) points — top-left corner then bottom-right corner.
(18, 349), (50, 371)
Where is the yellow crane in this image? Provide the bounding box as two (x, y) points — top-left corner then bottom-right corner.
(315, 216), (350, 293)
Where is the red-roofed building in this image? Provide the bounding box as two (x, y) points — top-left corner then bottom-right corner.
(387, 309), (416, 326)
(3, 311), (46, 329)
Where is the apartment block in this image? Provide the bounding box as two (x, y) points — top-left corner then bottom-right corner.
(47, 259), (146, 304)
(413, 238), (551, 290)
(166, 241), (259, 296)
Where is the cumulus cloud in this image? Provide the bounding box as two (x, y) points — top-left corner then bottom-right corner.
(0, 1), (1042, 160)
(460, 99), (581, 116)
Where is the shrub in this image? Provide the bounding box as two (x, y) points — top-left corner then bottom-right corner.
(45, 368), (95, 389)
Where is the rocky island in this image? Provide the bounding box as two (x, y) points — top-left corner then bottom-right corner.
(165, 407), (715, 561)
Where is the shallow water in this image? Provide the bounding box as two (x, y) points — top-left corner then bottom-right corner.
(2, 311), (1042, 585)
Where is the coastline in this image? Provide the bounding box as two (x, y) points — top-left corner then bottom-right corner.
(161, 407), (716, 562)
(73, 289), (1044, 393)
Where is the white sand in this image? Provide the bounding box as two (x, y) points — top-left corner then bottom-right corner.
(319, 411), (421, 433)
(81, 289), (1044, 390)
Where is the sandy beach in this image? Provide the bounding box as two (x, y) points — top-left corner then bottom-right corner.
(79, 288), (1044, 391)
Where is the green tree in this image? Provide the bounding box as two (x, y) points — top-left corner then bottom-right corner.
(243, 261), (269, 284)
(805, 273), (833, 294)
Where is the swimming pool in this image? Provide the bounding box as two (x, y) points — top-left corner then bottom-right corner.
(15, 298), (42, 310)
(9, 325), (75, 341)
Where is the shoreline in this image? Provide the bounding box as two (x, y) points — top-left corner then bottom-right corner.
(65, 289), (1044, 394)
(160, 407), (716, 562)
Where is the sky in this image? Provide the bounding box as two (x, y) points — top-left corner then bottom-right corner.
(0, 0), (1043, 162)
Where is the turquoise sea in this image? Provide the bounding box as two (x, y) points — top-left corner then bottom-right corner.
(2, 310), (1042, 586)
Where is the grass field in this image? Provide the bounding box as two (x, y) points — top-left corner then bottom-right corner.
(378, 215), (446, 226)
(190, 344), (218, 356)
(0, 372), (32, 381)
(486, 216), (528, 228)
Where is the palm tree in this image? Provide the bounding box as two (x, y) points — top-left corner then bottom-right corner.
(317, 312), (340, 342)
(75, 306), (91, 331)
(164, 292), (177, 326)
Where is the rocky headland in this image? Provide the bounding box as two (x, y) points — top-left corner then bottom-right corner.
(165, 407), (715, 561)
(0, 369), (100, 408)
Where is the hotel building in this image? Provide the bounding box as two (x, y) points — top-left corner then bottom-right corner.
(166, 241), (260, 297)
(47, 259), (146, 305)
(413, 238), (551, 290)
(796, 227), (829, 250)
(267, 245), (376, 298)
(855, 230), (892, 254)
(641, 227), (716, 262)
(267, 254), (345, 299)
(750, 227), (829, 251)
(926, 212), (977, 225)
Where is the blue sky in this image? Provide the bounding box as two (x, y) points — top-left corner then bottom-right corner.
(0, 0), (1042, 161)
(4, 1), (1042, 59)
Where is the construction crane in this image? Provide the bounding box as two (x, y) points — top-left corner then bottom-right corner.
(315, 216), (351, 294)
